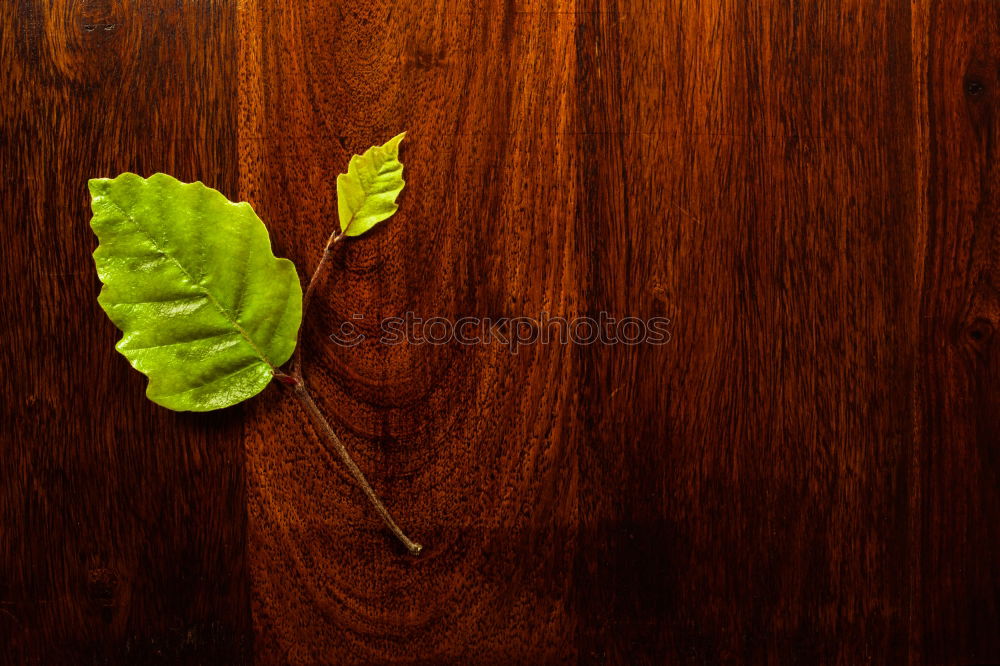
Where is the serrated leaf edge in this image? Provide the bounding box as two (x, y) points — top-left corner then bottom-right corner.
(89, 173), (287, 374)
(338, 132), (407, 237)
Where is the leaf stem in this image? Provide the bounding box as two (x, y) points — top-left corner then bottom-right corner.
(291, 229), (346, 376)
(278, 225), (422, 555)
(290, 381), (423, 555)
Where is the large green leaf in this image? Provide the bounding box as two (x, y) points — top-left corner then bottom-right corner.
(337, 132), (406, 236)
(89, 173), (302, 412)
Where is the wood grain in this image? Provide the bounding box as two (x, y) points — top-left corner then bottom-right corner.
(0, 1), (251, 664)
(1, 0), (998, 664)
(237, 1), (580, 662)
(914, 1), (1000, 662)
(577, 2), (920, 662)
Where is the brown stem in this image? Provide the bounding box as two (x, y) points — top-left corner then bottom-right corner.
(290, 229), (346, 377)
(289, 381), (423, 555)
(273, 226), (422, 555)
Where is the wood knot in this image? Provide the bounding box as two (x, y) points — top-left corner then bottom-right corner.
(86, 567), (118, 608)
(965, 318), (994, 349)
(964, 77), (986, 97)
(42, 0), (137, 83)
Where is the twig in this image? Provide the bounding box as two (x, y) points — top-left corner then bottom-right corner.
(290, 380), (422, 555)
(291, 228), (346, 377)
(275, 224), (422, 555)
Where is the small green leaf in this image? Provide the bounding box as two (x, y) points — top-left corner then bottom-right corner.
(337, 132), (406, 237)
(89, 173), (302, 412)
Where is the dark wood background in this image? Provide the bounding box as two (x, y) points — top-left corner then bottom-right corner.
(2, 1), (997, 664)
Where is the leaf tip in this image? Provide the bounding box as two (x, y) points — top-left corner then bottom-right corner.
(385, 131), (406, 155)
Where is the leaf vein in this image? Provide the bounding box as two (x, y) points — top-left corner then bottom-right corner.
(97, 195), (278, 369)
(121, 330), (240, 352)
(155, 361), (265, 400)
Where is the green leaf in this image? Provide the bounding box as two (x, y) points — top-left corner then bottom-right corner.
(337, 132), (406, 237)
(89, 173), (302, 412)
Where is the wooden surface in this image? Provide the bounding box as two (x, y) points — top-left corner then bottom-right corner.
(1, 1), (997, 664)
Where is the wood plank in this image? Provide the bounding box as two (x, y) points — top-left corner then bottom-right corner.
(0, 2), (249, 663)
(575, 2), (920, 662)
(915, 1), (1000, 662)
(237, 1), (580, 662)
(2, 1), (998, 663)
